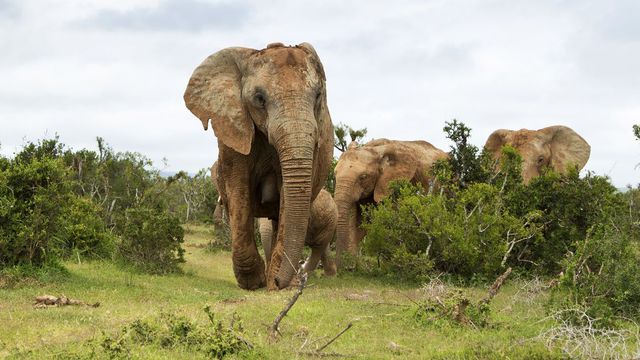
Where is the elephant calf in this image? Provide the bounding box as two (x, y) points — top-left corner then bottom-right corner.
(334, 139), (448, 268)
(259, 189), (337, 277)
(484, 125), (590, 183)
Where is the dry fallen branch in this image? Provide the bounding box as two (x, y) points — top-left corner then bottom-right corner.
(316, 322), (353, 353)
(537, 309), (640, 360)
(480, 267), (512, 306)
(268, 269), (308, 343)
(298, 322), (353, 358)
(33, 294), (100, 309)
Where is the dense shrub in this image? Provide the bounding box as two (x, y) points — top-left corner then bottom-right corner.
(550, 187), (640, 322)
(0, 155), (75, 266)
(362, 180), (542, 279)
(117, 207), (185, 274)
(0, 137), (194, 275)
(506, 169), (625, 273)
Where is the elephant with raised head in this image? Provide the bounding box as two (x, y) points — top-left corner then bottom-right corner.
(484, 125), (590, 184)
(334, 139), (448, 268)
(184, 42), (334, 290)
(259, 188), (337, 277)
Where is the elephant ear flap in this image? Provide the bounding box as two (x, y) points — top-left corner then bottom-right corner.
(184, 47), (255, 155)
(484, 129), (512, 157)
(541, 125), (591, 173)
(373, 151), (417, 202)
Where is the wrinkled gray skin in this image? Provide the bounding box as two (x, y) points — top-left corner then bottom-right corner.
(184, 43), (334, 290)
(334, 139), (448, 268)
(484, 125), (591, 184)
(259, 189), (337, 277)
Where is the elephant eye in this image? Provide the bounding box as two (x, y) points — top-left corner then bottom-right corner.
(253, 92), (266, 108)
(537, 156), (545, 165)
(359, 173), (368, 180)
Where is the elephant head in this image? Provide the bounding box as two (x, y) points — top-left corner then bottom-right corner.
(334, 139), (447, 266)
(484, 125), (590, 183)
(184, 43), (333, 289)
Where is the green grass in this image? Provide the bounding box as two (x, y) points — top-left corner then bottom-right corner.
(0, 225), (565, 359)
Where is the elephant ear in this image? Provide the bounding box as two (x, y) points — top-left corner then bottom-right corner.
(540, 125), (591, 173)
(374, 149), (417, 202)
(484, 129), (513, 157)
(184, 47), (255, 155)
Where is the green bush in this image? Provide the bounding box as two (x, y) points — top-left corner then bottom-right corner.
(0, 156), (74, 267)
(0, 137), (188, 276)
(59, 197), (116, 261)
(551, 196), (640, 323)
(0, 140), (119, 268)
(93, 307), (250, 359)
(361, 180), (543, 279)
(116, 207), (185, 274)
(505, 169), (625, 273)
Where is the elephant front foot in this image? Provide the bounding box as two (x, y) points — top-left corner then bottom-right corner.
(233, 262), (266, 290)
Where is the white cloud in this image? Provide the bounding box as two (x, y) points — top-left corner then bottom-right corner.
(0, 0), (638, 186)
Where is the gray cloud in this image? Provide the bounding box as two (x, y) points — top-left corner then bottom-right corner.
(0, 0), (19, 19)
(1, 0), (639, 187)
(81, 0), (248, 32)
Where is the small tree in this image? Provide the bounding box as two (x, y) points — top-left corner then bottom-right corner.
(334, 122), (367, 152)
(442, 119), (491, 188)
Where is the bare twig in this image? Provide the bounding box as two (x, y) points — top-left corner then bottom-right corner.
(268, 269), (308, 342)
(316, 323), (353, 353)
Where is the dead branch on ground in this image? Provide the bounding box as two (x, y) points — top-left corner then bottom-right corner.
(298, 322), (353, 357)
(480, 267), (512, 306)
(33, 294), (100, 309)
(268, 268), (308, 343)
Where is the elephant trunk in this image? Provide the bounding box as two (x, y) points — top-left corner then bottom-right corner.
(335, 182), (357, 269)
(269, 120), (316, 289)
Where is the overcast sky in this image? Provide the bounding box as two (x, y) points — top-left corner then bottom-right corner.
(1, 0), (638, 186)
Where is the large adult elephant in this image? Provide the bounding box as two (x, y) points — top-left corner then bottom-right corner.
(259, 189), (337, 277)
(484, 125), (590, 184)
(184, 43), (334, 290)
(334, 139), (448, 268)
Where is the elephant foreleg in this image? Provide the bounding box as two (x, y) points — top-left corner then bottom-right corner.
(222, 163), (266, 290)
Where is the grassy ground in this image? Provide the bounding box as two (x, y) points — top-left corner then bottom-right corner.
(0, 225), (566, 359)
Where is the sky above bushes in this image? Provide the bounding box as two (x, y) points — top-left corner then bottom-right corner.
(0, 0), (638, 186)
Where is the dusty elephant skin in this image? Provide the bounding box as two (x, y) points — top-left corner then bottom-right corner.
(334, 139), (448, 268)
(259, 189), (337, 277)
(184, 43), (333, 290)
(484, 125), (591, 184)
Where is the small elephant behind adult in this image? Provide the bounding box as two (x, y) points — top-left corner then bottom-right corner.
(334, 139), (448, 268)
(259, 189), (337, 277)
(484, 125), (590, 184)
